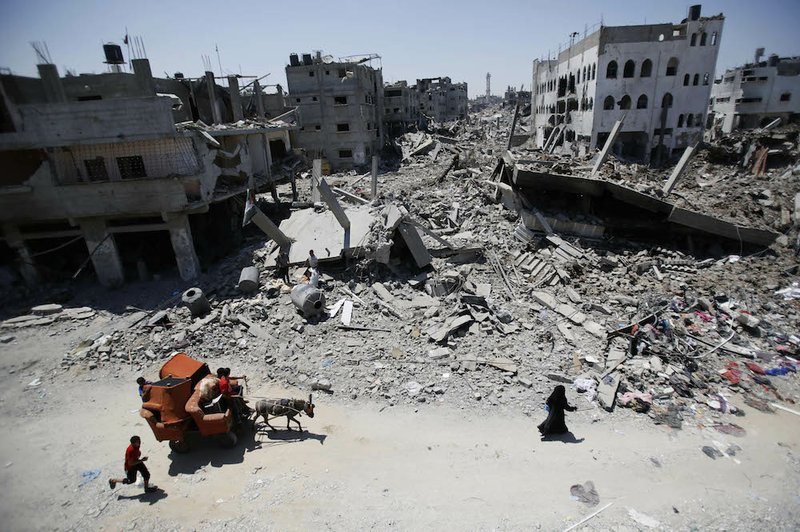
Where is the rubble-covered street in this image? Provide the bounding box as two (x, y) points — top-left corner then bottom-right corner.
(1, 103), (800, 529)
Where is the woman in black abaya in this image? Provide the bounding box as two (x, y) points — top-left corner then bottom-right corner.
(537, 385), (576, 435)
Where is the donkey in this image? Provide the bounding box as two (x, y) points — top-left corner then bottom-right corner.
(253, 394), (314, 431)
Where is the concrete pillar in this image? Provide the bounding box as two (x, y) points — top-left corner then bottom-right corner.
(132, 59), (156, 96)
(662, 143), (697, 196)
(205, 71), (222, 124)
(253, 80), (265, 118)
(228, 76), (243, 121)
(371, 156), (379, 199)
(37, 64), (66, 103)
(317, 178), (350, 229)
(79, 219), (124, 288)
(166, 214), (201, 281)
(311, 159), (322, 203)
(590, 116), (626, 177)
(2, 224), (39, 286)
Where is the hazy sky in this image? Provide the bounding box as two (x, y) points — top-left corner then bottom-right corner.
(1, 0), (798, 96)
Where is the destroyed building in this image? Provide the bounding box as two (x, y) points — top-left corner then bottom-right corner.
(0, 46), (295, 288)
(417, 77), (469, 123)
(531, 4), (723, 164)
(503, 85), (531, 109)
(285, 52), (384, 170)
(709, 49), (800, 134)
(383, 80), (421, 135)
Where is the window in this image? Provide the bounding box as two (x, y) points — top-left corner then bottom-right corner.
(687, 114), (694, 127)
(700, 32), (707, 46)
(325, 70), (330, 75)
(603, 96), (615, 110)
(678, 114), (685, 127)
(589, 97), (593, 110)
(666, 57), (679, 76)
(78, 95), (102, 101)
(337, 68), (346, 78)
(636, 94), (648, 109)
(116, 156), (146, 179)
(84, 157), (108, 181)
(619, 95), (631, 109)
(623, 60), (635, 78)
(606, 60), (618, 79)
(308, 71), (314, 77)
(592, 64), (596, 80)
(336, 123), (350, 132)
(683, 74), (690, 86)
(735, 97), (763, 103)
(338, 150), (352, 158)
(662, 93), (673, 108)
(315, 125), (321, 130)
(582, 66), (586, 82)
(296, 98), (301, 103)
(312, 96), (318, 101)
(334, 96), (347, 105)
(690, 33), (697, 46)
(781, 93), (791, 102)
(703, 73), (709, 86)
(640, 59), (652, 77)
(711, 32), (717, 46)
(693, 74), (699, 86)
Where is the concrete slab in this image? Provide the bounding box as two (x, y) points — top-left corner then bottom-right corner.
(278, 205), (375, 264)
(397, 222), (432, 268)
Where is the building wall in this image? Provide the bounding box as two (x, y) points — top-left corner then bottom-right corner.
(384, 81), (421, 133)
(286, 55), (383, 169)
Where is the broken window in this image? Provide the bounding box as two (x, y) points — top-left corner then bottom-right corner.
(336, 123), (350, 132)
(84, 157), (108, 182)
(687, 114), (694, 127)
(690, 33), (697, 46)
(678, 114), (685, 127)
(308, 71), (315, 77)
(334, 96), (347, 105)
(703, 73), (709, 85)
(693, 74), (699, 86)
(603, 96), (615, 110)
(606, 61), (618, 79)
(296, 98), (301, 103)
(78, 95), (102, 101)
(338, 150), (352, 158)
(588, 97), (593, 110)
(780, 92), (791, 101)
(623, 60), (635, 78)
(683, 74), (690, 86)
(116, 156), (146, 179)
(619, 95), (631, 109)
(592, 64), (596, 80)
(325, 70), (330, 75)
(338, 68), (346, 78)
(637, 94), (648, 109)
(661, 92), (673, 108)
(312, 96), (318, 101)
(700, 32), (707, 46)
(711, 32), (718, 46)
(640, 59), (652, 77)
(666, 57), (679, 76)
(315, 125), (321, 130)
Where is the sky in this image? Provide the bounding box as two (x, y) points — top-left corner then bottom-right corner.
(1, 0), (798, 97)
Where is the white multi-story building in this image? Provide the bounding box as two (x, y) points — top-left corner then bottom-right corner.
(709, 50), (800, 133)
(531, 4), (723, 164)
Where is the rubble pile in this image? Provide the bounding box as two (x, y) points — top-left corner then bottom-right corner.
(5, 104), (800, 429)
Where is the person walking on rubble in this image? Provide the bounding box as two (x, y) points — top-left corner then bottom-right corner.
(537, 385), (577, 436)
(275, 250), (291, 285)
(109, 435), (158, 493)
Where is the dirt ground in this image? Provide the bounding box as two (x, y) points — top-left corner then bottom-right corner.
(1, 315), (799, 531)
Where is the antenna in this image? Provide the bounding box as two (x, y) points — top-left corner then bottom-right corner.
(215, 43), (223, 77)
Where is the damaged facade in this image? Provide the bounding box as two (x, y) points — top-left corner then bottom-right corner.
(285, 52), (384, 170)
(417, 77), (469, 123)
(0, 51), (295, 288)
(531, 4), (723, 164)
(709, 49), (800, 134)
(383, 80), (421, 135)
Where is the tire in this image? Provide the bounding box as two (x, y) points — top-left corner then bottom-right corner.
(217, 431), (238, 448)
(169, 440), (190, 453)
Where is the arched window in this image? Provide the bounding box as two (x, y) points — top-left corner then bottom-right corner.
(693, 74), (699, 86)
(592, 64), (596, 80)
(687, 114), (694, 127)
(623, 60), (635, 78)
(711, 32), (718, 46)
(666, 57), (679, 76)
(619, 95), (631, 109)
(690, 33), (697, 46)
(683, 74), (690, 86)
(640, 59), (652, 77)
(703, 73), (709, 85)
(678, 114), (685, 127)
(606, 61), (618, 79)
(603, 96), (615, 110)
(662, 93), (673, 108)
(637, 94), (648, 109)
(700, 32), (707, 46)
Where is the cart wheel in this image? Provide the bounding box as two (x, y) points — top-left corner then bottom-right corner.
(169, 440), (190, 453)
(217, 431), (238, 448)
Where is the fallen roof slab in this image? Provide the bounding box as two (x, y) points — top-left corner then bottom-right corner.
(278, 204), (375, 264)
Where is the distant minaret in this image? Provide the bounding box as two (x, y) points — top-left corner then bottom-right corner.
(485, 72), (491, 98)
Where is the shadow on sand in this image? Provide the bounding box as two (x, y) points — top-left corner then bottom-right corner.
(254, 426), (328, 448)
(116, 488), (168, 505)
(540, 431), (585, 444)
(167, 429), (262, 476)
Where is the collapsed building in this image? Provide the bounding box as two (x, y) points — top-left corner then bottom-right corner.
(0, 46), (295, 288)
(285, 51), (384, 171)
(531, 4), (723, 164)
(417, 77), (469, 123)
(383, 80), (421, 135)
(709, 49), (800, 134)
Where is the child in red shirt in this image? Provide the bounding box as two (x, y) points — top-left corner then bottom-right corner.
(108, 435), (157, 493)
